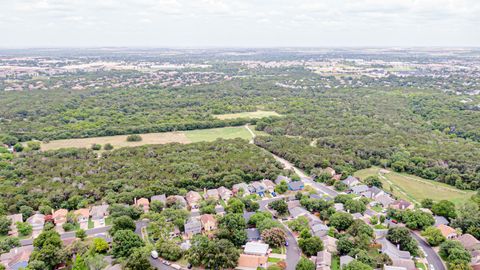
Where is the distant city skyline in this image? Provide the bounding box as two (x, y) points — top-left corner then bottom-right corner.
(1, 0), (479, 47)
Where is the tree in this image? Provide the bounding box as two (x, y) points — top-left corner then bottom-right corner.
(287, 216), (309, 232)
(0, 216), (11, 235)
(84, 253), (107, 270)
(226, 198), (245, 214)
(19, 206), (34, 220)
(93, 237), (109, 253)
(126, 134), (142, 142)
(296, 257), (315, 270)
(298, 236), (323, 256)
(13, 143), (24, 152)
(217, 213), (247, 246)
(91, 144), (101, 150)
(110, 215), (136, 235)
(345, 199), (366, 214)
(30, 229), (65, 269)
(275, 181), (288, 194)
(150, 200), (164, 213)
(103, 143), (114, 150)
(334, 181), (348, 191)
(432, 200), (457, 220)
(451, 201), (480, 234)
(248, 211), (272, 227)
(261, 227), (287, 247)
(439, 240), (471, 264)
(364, 176), (382, 188)
(75, 229), (87, 240)
(337, 235), (355, 255)
(72, 255), (88, 270)
(157, 240), (183, 261)
(421, 226), (446, 246)
(187, 236), (240, 269)
(0, 237), (20, 254)
(17, 222), (33, 236)
(257, 219), (283, 233)
(329, 212), (354, 231)
(269, 200), (288, 215)
(125, 248), (154, 270)
(111, 230), (144, 258)
(344, 260), (373, 270)
(26, 260), (47, 270)
(387, 227), (419, 256)
(421, 198), (434, 209)
(242, 198), (259, 212)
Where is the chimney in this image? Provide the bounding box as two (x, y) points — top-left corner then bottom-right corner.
(134, 197), (137, 205)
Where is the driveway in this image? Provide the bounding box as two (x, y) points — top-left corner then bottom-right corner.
(411, 232), (446, 270)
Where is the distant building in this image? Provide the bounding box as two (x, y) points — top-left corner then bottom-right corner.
(185, 191), (202, 209)
(378, 237), (411, 260)
(456, 234), (480, 251)
(437, 224), (458, 239)
(74, 208), (90, 230)
(232, 183), (250, 196)
(340, 255), (354, 269)
(289, 207), (309, 219)
(135, 198), (150, 212)
(390, 200), (414, 210)
(90, 204), (109, 228)
(246, 228), (261, 241)
(151, 194), (167, 205)
(288, 181), (304, 191)
(244, 242), (269, 256)
(52, 209), (68, 227)
(342, 176), (360, 187)
(434, 216), (449, 227)
(199, 214), (217, 232)
(275, 175), (291, 185)
(204, 189), (219, 200)
(6, 214), (23, 236)
(184, 218), (202, 238)
(261, 179), (276, 193)
(217, 186), (233, 201)
(26, 213), (45, 237)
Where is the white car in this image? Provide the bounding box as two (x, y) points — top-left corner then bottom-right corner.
(150, 250), (159, 259)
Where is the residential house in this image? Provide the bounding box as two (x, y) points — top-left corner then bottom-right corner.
(437, 224), (458, 239)
(315, 250), (332, 270)
(390, 200), (414, 211)
(288, 181), (304, 191)
(391, 258), (416, 270)
(52, 209), (68, 227)
(364, 209), (379, 220)
(434, 216), (450, 227)
(74, 208), (90, 230)
(320, 235), (337, 253)
(456, 234), (480, 251)
(275, 175), (291, 185)
(243, 212), (255, 223)
(167, 195), (187, 209)
(90, 204), (109, 228)
(0, 246), (33, 270)
(180, 241), (192, 251)
(362, 186), (385, 199)
(287, 200), (301, 209)
(135, 198), (150, 212)
(311, 223), (329, 237)
(215, 205), (225, 216)
(374, 229), (389, 239)
(261, 179), (276, 193)
(375, 194), (395, 208)
(244, 242), (269, 256)
(352, 213), (364, 220)
(334, 203), (344, 212)
(378, 237), (411, 260)
(217, 187), (233, 201)
(232, 183), (251, 196)
(237, 254), (268, 269)
(204, 189), (219, 200)
(6, 214), (23, 236)
(169, 226), (181, 238)
(246, 228), (261, 241)
(324, 167), (336, 177)
(199, 214), (217, 232)
(185, 191), (202, 209)
(251, 181), (267, 195)
(289, 207), (309, 219)
(151, 194), (167, 205)
(351, 185), (369, 195)
(340, 255), (354, 269)
(26, 213), (45, 237)
(384, 266), (408, 270)
(184, 218), (202, 238)
(342, 176), (360, 188)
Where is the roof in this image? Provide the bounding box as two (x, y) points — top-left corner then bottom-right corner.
(7, 214), (23, 224)
(184, 219), (202, 232)
(434, 215), (449, 227)
(238, 254), (268, 268)
(340, 255), (354, 266)
(378, 237), (411, 260)
(391, 258), (416, 270)
(206, 189), (219, 197)
(392, 199), (412, 209)
(217, 186), (232, 196)
(74, 208), (90, 218)
(456, 234), (480, 251)
(376, 194), (395, 206)
(261, 179), (275, 188)
(53, 209), (68, 218)
(26, 213), (45, 225)
(352, 213), (364, 219)
(342, 176), (359, 186)
(186, 191), (202, 203)
(369, 186), (384, 196)
(151, 194), (166, 203)
(215, 205), (225, 214)
(351, 185), (369, 193)
(316, 250), (332, 266)
(287, 200), (301, 209)
(289, 206), (308, 218)
(437, 224), (457, 238)
(364, 209), (377, 217)
(275, 175), (291, 184)
(334, 203), (344, 212)
(243, 211), (255, 222)
(311, 223), (329, 233)
(233, 182), (249, 191)
(246, 228), (261, 240)
(288, 181), (304, 190)
(90, 204), (109, 219)
(244, 242), (269, 256)
(136, 198), (149, 205)
(199, 214), (216, 224)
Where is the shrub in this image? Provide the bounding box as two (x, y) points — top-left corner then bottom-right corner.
(126, 135), (142, 142)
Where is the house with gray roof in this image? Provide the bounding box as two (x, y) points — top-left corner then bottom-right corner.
(204, 189), (219, 200)
(311, 223), (329, 237)
(434, 215), (449, 227)
(275, 175), (291, 185)
(90, 204), (109, 228)
(340, 255), (354, 269)
(315, 250), (332, 269)
(289, 206), (308, 219)
(232, 183), (250, 196)
(288, 181), (304, 191)
(378, 237), (411, 260)
(334, 203), (344, 212)
(246, 228), (261, 241)
(215, 205), (225, 215)
(375, 194), (395, 208)
(351, 184), (369, 194)
(342, 176), (360, 187)
(151, 194), (166, 204)
(184, 218), (202, 238)
(251, 181), (267, 195)
(243, 212), (256, 223)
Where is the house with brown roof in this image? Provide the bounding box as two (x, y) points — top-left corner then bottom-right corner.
(52, 209), (68, 227)
(315, 250), (332, 269)
(261, 179), (276, 193)
(186, 191), (202, 209)
(237, 254), (268, 269)
(135, 198), (150, 212)
(456, 234), (480, 251)
(90, 204), (109, 228)
(437, 224), (458, 239)
(74, 208), (90, 230)
(321, 235), (338, 253)
(217, 187), (233, 201)
(324, 167), (336, 176)
(199, 214), (217, 232)
(390, 200), (414, 211)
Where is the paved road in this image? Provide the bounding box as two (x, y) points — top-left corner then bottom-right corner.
(411, 232), (446, 270)
(20, 225), (112, 246)
(149, 257), (178, 270)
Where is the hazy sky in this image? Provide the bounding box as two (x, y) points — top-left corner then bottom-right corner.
(1, 0), (479, 47)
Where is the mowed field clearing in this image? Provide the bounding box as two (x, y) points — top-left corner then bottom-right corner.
(40, 126), (253, 151)
(354, 167), (474, 206)
(213, 110), (281, 120)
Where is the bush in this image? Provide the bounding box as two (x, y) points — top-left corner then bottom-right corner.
(91, 144), (102, 150)
(103, 143), (114, 150)
(126, 134), (142, 142)
(62, 223), (75, 231)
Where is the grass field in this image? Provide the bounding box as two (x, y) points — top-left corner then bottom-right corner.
(40, 126), (253, 151)
(213, 110), (281, 120)
(354, 167), (474, 206)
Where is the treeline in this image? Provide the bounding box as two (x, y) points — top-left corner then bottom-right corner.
(0, 139), (282, 214)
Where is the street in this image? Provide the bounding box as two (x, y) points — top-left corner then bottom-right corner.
(411, 232), (446, 270)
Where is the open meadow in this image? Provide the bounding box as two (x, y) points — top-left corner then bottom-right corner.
(40, 126), (253, 151)
(354, 167), (474, 206)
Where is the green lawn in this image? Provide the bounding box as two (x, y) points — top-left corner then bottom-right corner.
(354, 167), (474, 206)
(105, 217), (112, 226)
(331, 255), (340, 270)
(184, 127), (252, 143)
(213, 110), (281, 120)
(416, 262), (427, 270)
(88, 219), (94, 229)
(268, 257), (282, 263)
(371, 205), (383, 213)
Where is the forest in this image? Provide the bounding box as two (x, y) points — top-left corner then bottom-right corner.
(1, 77), (480, 191)
(0, 139), (282, 214)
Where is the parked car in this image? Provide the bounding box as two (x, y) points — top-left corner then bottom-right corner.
(271, 192), (277, 197)
(151, 250), (159, 259)
(285, 241), (289, 246)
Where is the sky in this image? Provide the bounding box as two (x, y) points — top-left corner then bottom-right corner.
(1, 0), (479, 47)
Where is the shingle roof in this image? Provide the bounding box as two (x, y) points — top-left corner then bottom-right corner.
(378, 237), (411, 260)
(244, 242), (269, 256)
(289, 206), (308, 218)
